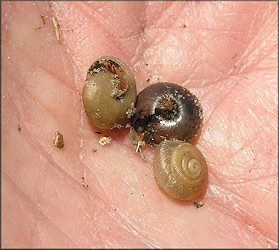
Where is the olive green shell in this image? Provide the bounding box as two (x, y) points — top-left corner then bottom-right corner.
(82, 56), (137, 130)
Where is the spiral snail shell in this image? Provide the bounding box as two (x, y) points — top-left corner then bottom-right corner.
(82, 56), (137, 130)
(131, 82), (203, 144)
(153, 140), (207, 200)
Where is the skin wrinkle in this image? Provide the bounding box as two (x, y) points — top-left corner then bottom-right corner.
(208, 8), (275, 76)
(241, 43), (276, 76)
(133, 29), (172, 66)
(207, 180), (274, 248)
(247, 178), (276, 194)
(86, 5), (119, 35)
(247, 99), (277, 118)
(200, 40), (233, 75)
(258, 47), (278, 69)
(146, 2), (180, 28)
(254, 30), (277, 59)
(86, 165), (111, 202)
(240, 225), (258, 247)
(86, 152), (148, 208)
(36, 166), (48, 207)
(201, 63), (275, 123)
(228, 95), (233, 153)
(202, 82), (236, 128)
(241, 97), (276, 122)
(4, 109), (82, 201)
(164, 4), (185, 29)
(238, 209), (274, 247)
(211, 131), (275, 182)
(239, 21), (276, 75)
(3, 97), (95, 235)
(54, 2), (140, 68)
(197, 3), (203, 62)
(85, 187), (150, 248)
(4, 34), (73, 94)
(113, 24), (144, 44)
(208, 180), (276, 245)
(2, 173), (78, 247)
(6, 70), (78, 138)
(117, 3), (144, 30)
(225, 220), (252, 247)
(126, 193), (186, 247)
(51, 144), (150, 248)
(209, 167), (276, 186)
(206, 187), (264, 244)
(222, 156), (270, 184)
(232, 122), (266, 155)
(247, 10), (258, 42)
(251, 65), (278, 74)
(211, 203), (265, 248)
(6, 32), (84, 144)
(209, 11), (252, 31)
(86, 203), (104, 248)
(251, 52), (277, 74)
(131, 3), (187, 65)
(181, 61), (211, 85)
(216, 173), (276, 190)
(81, 2), (145, 62)
(205, 31), (246, 46)
(129, 3), (148, 65)
(190, 26), (250, 33)
(112, 212), (159, 248)
(179, 33), (201, 56)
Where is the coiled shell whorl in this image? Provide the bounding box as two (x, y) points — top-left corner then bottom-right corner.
(153, 140), (207, 200)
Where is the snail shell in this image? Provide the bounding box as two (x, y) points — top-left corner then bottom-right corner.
(82, 56), (137, 130)
(131, 82), (203, 144)
(153, 140), (207, 200)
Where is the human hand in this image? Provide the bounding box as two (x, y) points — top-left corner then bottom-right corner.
(2, 1), (277, 248)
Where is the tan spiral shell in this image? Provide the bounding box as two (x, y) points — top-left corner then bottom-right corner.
(153, 140), (207, 200)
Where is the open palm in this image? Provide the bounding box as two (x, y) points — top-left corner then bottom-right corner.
(2, 1), (277, 248)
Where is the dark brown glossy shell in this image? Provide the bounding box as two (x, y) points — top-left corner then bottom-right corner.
(153, 140), (207, 200)
(82, 56), (137, 130)
(131, 82), (203, 144)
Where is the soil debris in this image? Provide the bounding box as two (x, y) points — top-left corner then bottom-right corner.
(53, 131), (64, 148)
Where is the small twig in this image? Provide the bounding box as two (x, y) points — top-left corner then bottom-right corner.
(130, 126), (146, 161)
(52, 17), (60, 41)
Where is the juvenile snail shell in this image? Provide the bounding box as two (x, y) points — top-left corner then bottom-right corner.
(153, 140), (207, 200)
(82, 56), (137, 130)
(131, 82), (203, 144)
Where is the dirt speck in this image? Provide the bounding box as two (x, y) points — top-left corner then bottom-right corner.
(40, 14), (46, 25)
(194, 202), (204, 208)
(232, 53), (238, 59)
(53, 131), (64, 148)
(82, 177), (88, 188)
(33, 26), (41, 33)
(99, 135), (112, 146)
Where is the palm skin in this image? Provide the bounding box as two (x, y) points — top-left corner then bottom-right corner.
(2, 1), (277, 248)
